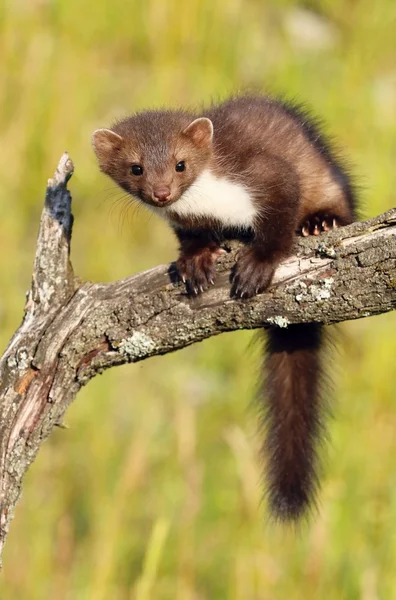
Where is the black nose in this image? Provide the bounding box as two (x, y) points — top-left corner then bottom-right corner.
(153, 188), (170, 203)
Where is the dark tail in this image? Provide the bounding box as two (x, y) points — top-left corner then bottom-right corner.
(261, 323), (327, 522)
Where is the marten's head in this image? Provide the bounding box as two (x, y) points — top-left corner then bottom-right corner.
(92, 110), (213, 208)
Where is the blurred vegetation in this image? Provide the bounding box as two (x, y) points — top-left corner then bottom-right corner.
(0, 0), (396, 598)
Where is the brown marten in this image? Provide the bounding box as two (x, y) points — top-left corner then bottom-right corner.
(92, 94), (356, 522)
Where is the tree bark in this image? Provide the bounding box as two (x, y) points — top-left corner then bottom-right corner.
(0, 154), (395, 562)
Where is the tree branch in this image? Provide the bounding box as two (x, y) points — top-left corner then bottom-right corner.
(0, 154), (395, 562)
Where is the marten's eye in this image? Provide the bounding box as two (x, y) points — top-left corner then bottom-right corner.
(131, 164), (143, 176)
(175, 161), (185, 172)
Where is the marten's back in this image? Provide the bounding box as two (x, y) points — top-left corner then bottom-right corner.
(206, 95), (356, 224)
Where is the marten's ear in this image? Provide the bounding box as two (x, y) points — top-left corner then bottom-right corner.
(183, 118), (213, 147)
(92, 129), (124, 161)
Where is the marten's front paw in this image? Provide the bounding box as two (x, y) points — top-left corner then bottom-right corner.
(232, 248), (275, 299)
(176, 246), (223, 295)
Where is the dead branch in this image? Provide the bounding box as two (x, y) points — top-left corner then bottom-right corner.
(0, 154), (395, 562)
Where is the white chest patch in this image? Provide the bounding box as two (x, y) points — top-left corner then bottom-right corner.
(164, 169), (257, 228)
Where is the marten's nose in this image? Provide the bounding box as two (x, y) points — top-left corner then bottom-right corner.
(153, 188), (171, 203)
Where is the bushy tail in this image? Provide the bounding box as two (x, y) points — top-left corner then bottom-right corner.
(261, 323), (326, 522)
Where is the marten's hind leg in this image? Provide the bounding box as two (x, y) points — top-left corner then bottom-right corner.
(300, 213), (341, 237)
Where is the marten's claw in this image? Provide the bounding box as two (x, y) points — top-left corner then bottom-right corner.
(301, 213), (341, 237)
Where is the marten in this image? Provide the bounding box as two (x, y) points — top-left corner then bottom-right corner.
(92, 94), (356, 522)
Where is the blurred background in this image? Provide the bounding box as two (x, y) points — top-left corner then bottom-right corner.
(1, 0), (396, 598)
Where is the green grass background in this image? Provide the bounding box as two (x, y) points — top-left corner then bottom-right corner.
(0, 0), (396, 598)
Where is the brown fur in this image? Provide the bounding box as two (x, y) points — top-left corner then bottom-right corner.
(92, 94), (357, 522)
(263, 324), (324, 521)
(93, 110), (211, 208)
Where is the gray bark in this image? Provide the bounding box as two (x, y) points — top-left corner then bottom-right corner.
(0, 154), (395, 562)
